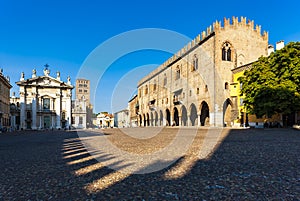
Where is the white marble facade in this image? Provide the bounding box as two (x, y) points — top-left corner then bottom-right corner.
(16, 67), (73, 130)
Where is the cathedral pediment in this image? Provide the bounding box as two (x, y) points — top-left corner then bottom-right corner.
(16, 76), (73, 89)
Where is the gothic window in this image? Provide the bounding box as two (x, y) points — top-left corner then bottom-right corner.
(222, 42), (232, 61)
(197, 87), (200, 94)
(192, 55), (198, 71)
(175, 65), (180, 80)
(145, 85), (149, 95)
(227, 48), (231, 61)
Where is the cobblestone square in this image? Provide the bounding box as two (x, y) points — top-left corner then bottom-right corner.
(0, 128), (299, 200)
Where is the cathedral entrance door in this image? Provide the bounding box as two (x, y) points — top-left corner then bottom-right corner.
(26, 122), (31, 129)
(44, 116), (50, 129)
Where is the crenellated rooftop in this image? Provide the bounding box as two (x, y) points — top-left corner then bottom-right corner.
(138, 16), (268, 87)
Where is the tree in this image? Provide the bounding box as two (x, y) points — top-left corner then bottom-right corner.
(239, 42), (300, 118)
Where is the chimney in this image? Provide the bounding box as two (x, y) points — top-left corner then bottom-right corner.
(268, 45), (274, 56)
(276, 40), (284, 51)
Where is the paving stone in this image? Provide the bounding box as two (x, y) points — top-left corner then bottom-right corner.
(0, 128), (299, 200)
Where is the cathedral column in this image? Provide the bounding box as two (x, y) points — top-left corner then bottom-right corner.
(31, 97), (37, 129)
(31, 90), (37, 130)
(66, 89), (72, 129)
(20, 87), (26, 130)
(56, 92), (61, 129)
(52, 115), (55, 128)
(39, 116), (42, 130)
(198, 114), (201, 127)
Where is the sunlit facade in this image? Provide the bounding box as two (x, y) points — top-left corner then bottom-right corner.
(15, 67), (73, 130)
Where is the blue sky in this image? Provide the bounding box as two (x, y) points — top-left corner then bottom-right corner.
(0, 0), (299, 113)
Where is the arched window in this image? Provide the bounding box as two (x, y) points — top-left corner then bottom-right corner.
(175, 65), (180, 80)
(222, 42), (232, 61)
(145, 85), (148, 95)
(43, 98), (50, 110)
(227, 48), (231, 61)
(192, 54), (198, 71)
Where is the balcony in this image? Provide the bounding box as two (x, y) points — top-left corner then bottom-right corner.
(37, 109), (56, 113)
(148, 100), (156, 111)
(173, 98), (183, 105)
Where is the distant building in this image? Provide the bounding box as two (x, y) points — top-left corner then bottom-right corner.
(15, 67), (73, 130)
(71, 98), (87, 129)
(76, 79), (90, 103)
(10, 92), (20, 130)
(128, 95), (139, 127)
(114, 109), (130, 128)
(96, 112), (114, 128)
(75, 78), (93, 128)
(0, 69), (12, 131)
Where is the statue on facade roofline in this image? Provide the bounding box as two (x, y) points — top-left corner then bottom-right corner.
(67, 75), (71, 84)
(20, 72), (25, 81)
(43, 64), (50, 76)
(32, 69), (37, 78)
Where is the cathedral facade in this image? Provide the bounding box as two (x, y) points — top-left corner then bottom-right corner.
(134, 17), (269, 127)
(16, 67), (73, 130)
